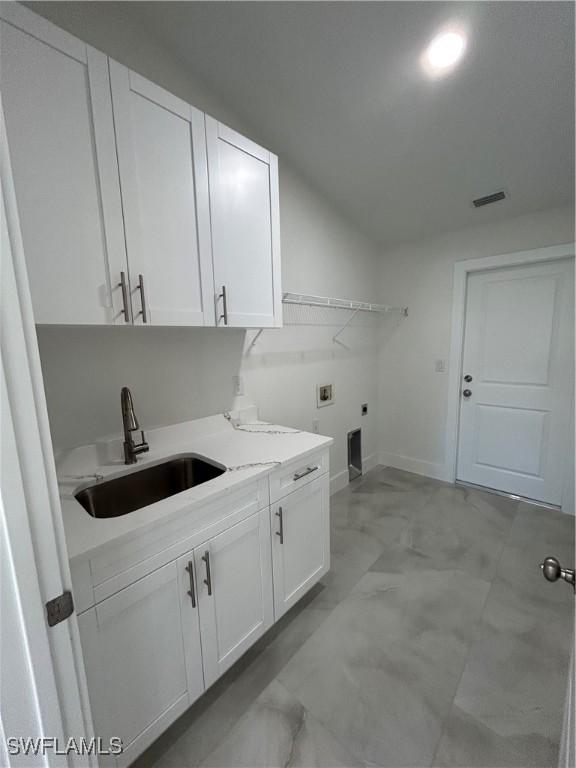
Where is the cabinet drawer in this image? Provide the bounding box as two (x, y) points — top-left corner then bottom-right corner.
(269, 450), (329, 502)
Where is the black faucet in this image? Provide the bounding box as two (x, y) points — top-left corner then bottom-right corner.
(121, 387), (149, 464)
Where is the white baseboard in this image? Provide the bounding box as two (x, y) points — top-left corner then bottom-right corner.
(330, 468), (349, 496)
(362, 452), (379, 474)
(378, 451), (449, 482)
(330, 452), (379, 495)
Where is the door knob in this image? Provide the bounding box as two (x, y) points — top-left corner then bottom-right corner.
(462, 389), (472, 398)
(464, 374), (473, 383)
(540, 556), (575, 591)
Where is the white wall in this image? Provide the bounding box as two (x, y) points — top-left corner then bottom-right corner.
(31, 2), (381, 489)
(377, 204), (575, 480)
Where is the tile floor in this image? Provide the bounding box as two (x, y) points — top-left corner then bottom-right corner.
(135, 467), (574, 768)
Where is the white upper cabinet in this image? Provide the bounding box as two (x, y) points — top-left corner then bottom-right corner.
(1, 5), (282, 328)
(206, 118), (282, 328)
(0, 5), (128, 325)
(110, 63), (215, 326)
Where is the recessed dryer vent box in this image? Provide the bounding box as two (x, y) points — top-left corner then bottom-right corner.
(317, 383), (334, 408)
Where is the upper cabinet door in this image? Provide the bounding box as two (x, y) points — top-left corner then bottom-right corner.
(110, 62), (214, 326)
(0, 5), (128, 325)
(206, 118), (282, 328)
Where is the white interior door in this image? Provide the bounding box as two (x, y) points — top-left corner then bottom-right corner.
(457, 258), (574, 505)
(110, 62), (214, 326)
(0, 6), (127, 325)
(195, 510), (273, 687)
(206, 117), (282, 328)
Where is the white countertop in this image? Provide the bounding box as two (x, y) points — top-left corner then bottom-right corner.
(57, 412), (332, 562)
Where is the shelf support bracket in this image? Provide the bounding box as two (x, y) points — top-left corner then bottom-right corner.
(246, 328), (264, 354)
(332, 307), (361, 345)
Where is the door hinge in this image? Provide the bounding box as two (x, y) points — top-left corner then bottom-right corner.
(46, 590), (74, 627)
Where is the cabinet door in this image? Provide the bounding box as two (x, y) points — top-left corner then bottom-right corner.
(195, 509), (274, 687)
(110, 62), (214, 326)
(0, 6), (128, 325)
(271, 474), (330, 620)
(206, 117), (282, 328)
(78, 562), (190, 767)
(176, 552), (205, 705)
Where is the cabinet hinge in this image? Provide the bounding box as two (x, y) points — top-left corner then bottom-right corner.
(46, 590), (74, 627)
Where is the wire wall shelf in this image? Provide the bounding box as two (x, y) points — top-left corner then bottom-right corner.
(246, 292), (408, 352)
(282, 292), (408, 344)
(282, 292), (408, 316)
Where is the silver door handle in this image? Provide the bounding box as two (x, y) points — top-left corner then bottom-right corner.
(540, 556), (575, 591)
(202, 550), (212, 596)
(185, 561), (196, 607)
(219, 285), (228, 325)
(118, 272), (130, 323)
(293, 465), (319, 481)
(276, 506), (284, 544)
(137, 274), (148, 323)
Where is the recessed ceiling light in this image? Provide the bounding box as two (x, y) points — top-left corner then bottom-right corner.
(423, 30), (467, 76)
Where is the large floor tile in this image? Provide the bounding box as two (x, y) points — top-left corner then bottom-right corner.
(401, 484), (517, 580)
(278, 567), (490, 767)
(199, 681), (361, 768)
(432, 705), (533, 768)
(453, 622), (568, 768)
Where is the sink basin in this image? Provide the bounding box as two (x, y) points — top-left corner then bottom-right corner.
(75, 456), (226, 518)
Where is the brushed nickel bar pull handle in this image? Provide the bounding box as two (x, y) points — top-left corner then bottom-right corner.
(219, 285), (228, 326)
(185, 561), (196, 607)
(276, 506), (284, 544)
(138, 274), (148, 323)
(202, 551), (212, 596)
(293, 465), (319, 482)
(118, 271), (130, 323)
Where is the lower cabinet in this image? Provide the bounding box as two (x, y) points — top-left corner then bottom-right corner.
(78, 561), (194, 767)
(271, 473), (330, 619)
(78, 507), (273, 764)
(195, 509), (273, 686)
(77, 468), (329, 765)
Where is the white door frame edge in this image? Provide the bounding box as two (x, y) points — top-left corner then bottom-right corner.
(444, 243), (576, 502)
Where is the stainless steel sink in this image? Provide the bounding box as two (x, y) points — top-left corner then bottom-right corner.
(75, 456), (226, 518)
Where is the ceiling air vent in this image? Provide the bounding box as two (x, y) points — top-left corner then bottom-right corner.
(472, 191), (506, 208)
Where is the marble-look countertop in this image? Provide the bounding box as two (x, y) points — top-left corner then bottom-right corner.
(57, 410), (332, 562)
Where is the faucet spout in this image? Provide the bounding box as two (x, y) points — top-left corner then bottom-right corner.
(121, 387), (149, 464)
(121, 386), (139, 431)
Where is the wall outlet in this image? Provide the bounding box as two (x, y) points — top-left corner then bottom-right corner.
(312, 418), (320, 434)
(435, 359), (446, 373)
(361, 403), (368, 416)
(232, 375), (244, 395)
(317, 383), (335, 408)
